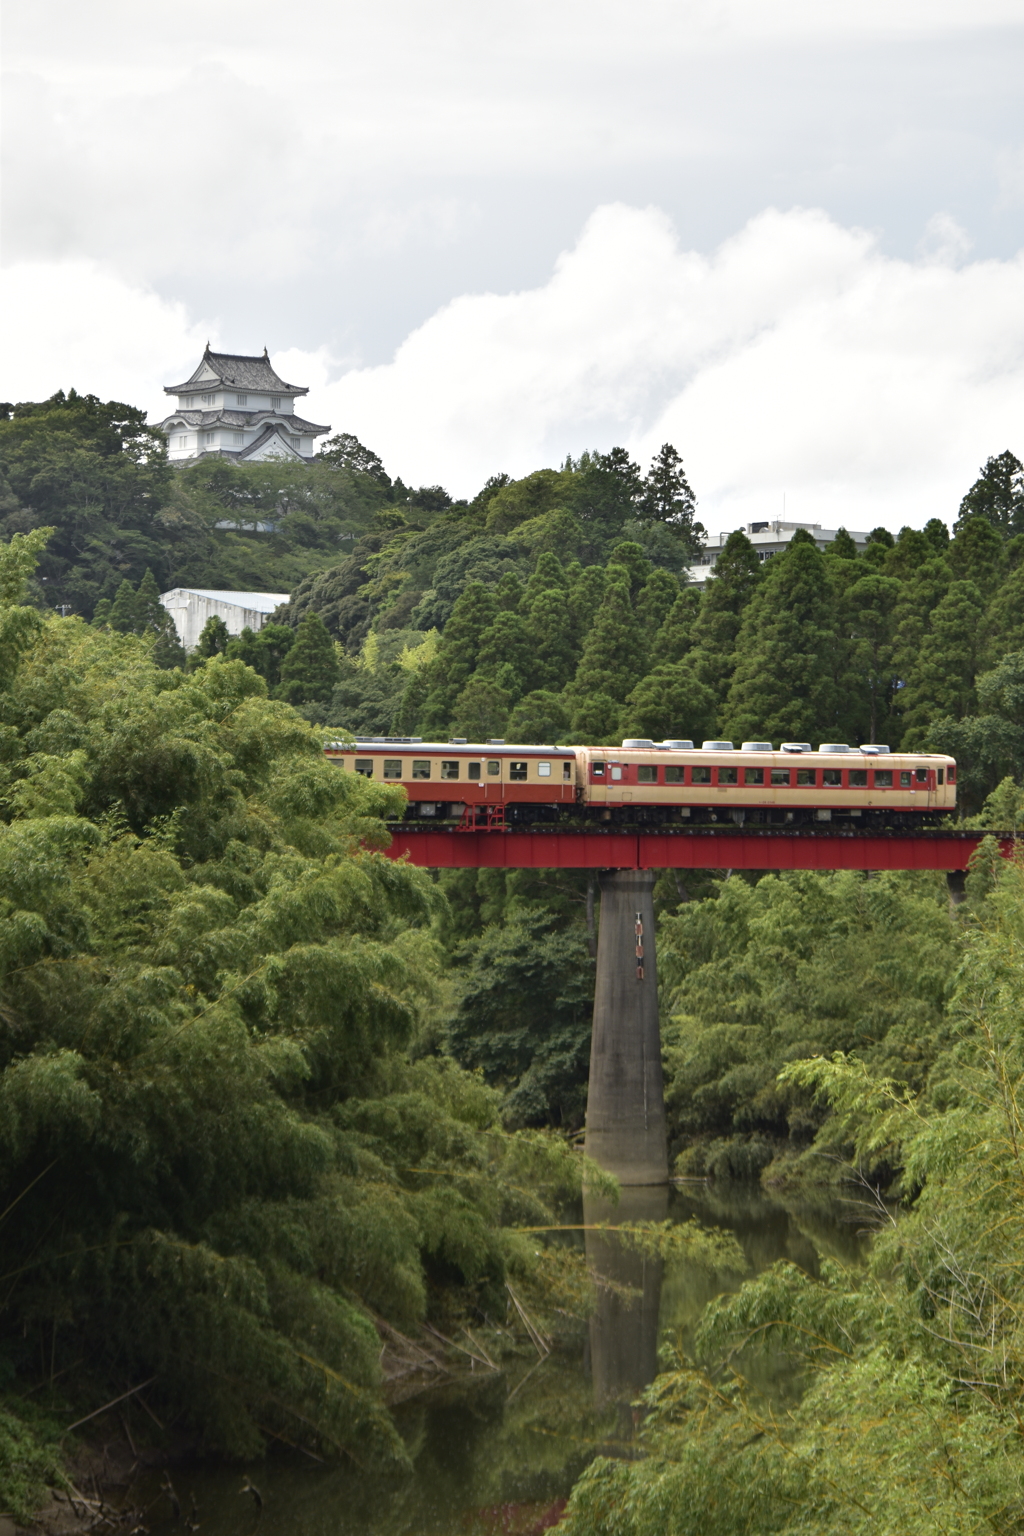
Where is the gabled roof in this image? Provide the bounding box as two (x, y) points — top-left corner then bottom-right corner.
(236, 424), (306, 461)
(164, 345), (308, 397)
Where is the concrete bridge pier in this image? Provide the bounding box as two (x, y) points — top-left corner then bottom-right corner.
(584, 869), (669, 1185)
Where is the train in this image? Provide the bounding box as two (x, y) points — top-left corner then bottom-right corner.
(323, 736), (957, 829)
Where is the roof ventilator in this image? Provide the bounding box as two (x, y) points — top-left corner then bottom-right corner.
(702, 740), (734, 751)
(859, 744), (890, 754)
(780, 742), (812, 753)
(621, 738), (656, 749)
(741, 741), (773, 751)
(661, 739), (695, 750)
(818, 743), (852, 753)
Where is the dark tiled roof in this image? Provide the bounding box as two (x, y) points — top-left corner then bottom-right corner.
(164, 346), (309, 396)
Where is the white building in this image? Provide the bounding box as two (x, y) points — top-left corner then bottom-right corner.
(688, 520), (871, 588)
(160, 587), (291, 652)
(156, 346), (330, 463)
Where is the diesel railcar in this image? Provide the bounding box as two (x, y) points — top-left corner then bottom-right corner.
(324, 737), (957, 828)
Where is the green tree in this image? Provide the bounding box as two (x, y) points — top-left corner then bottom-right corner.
(225, 621), (296, 689)
(652, 590), (701, 665)
(620, 663), (715, 744)
(447, 914), (594, 1127)
(721, 534), (839, 744)
(639, 443), (705, 555)
(899, 579), (984, 746)
(687, 531), (763, 706)
(276, 610), (340, 704)
(418, 582), (500, 734)
(524, 588), (578, 692)
(450, 675), (513, 740)
(0, 390), (172, 617)
(568, 575), (648, 729)
(505, 689), (571, 744)
(955, 449), (1024, 536)
(193, 613), (231, 659)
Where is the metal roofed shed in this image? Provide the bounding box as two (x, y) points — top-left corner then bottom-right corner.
(160, 587), (290, 652)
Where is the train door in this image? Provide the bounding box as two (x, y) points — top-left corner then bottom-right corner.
(483, 754), (503, 803)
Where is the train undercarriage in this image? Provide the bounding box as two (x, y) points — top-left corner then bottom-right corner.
(399, 801), (947, 833)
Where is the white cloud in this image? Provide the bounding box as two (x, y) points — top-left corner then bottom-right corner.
(306, 204), (1024, 529)
(0, 259), (209, 408)
(4, 205), (1024, 537)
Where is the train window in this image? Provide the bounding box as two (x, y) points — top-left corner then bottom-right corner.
(383, 759), (403, 780)
(412, 760), (431, 779)
(354, 759), (374, 778)
(822, 769), (842, 786)
(611, 766), (623, 781)
(637, 765), (657, 783)
(691, 766), (711, 785)
(441, 761), (460, 780)
(915, 767), (928, 783)
(592, 763), (605, 777)
(849, 769), (868, 787)
(900, 771), (912, 787)
(797, 769), (817, 786)
(563, 762), (573, 780)
(937, 768), (944, 785)
(717, 767), (738, 785)
(509, 761), (528, 780)
(874, 770), (893, 787)
(664, 765), (685, 783)
(537, 762), (551, 777)
(771, 769), (791, 786)
(948, 765), (956, 783)
(487, 760), (501, 776)
(467, 762), (481, 780)
(744, 768), (764, 785)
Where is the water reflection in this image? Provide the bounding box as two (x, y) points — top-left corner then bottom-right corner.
(584, 1185), (668, 1431)
(126, 1183), (874, 1536)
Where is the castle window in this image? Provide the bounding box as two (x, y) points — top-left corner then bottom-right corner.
(235, 393), (247, 406)
(271, 396), (281, 409)
(232, 433), (242, 444)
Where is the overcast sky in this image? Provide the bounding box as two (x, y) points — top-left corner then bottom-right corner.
(3, 1), (1024, 529)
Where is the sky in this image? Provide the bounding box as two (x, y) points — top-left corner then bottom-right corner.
(3, 0), (1024, 531)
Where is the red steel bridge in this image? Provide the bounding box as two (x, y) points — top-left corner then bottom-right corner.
(381, 826), (1015, 871)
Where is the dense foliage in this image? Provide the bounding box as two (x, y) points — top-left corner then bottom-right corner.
(9, 389), (1024, 1530)
(0, 533), (606, 1517)
(563, 853), (1024, 1535)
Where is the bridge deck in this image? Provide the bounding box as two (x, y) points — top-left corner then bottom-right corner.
(381, 827), (1013, 871)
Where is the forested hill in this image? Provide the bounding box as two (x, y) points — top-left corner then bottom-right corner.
(3, 392), (1024, 809)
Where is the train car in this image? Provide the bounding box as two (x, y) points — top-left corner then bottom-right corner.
(323, 736), (956, 828)
(576, 739), (956, 826)
(323, 738), (576, 823)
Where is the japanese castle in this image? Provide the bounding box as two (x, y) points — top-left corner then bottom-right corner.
(157, 346), (330, 463)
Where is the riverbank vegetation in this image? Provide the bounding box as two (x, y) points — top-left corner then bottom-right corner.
(564, 853), (1024, 1535)
(0, 531), (610, 1520)
(8, 392), (1024, 1529)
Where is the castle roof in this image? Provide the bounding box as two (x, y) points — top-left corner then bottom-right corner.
(157, 407), (329, 434)
(164, 345), (308, 397)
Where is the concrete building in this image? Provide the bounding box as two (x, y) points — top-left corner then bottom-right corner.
(160, 587), (290, 652)
(688, 519), (871, 588)
(156, 346), (330, 463)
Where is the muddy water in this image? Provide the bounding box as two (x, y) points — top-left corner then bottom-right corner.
(131, 1184), (872, 1536)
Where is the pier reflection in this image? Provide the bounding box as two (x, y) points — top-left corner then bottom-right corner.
(583, 1184), (669, 1440)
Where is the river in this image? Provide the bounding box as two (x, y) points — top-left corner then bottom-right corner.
(129, 1183), (873, 1536)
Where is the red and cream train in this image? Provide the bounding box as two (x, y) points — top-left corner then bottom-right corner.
(324, 737), (957, 828)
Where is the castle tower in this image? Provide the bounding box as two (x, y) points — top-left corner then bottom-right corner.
(157, 345), (330, 463)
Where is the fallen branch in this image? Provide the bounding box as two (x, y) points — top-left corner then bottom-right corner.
(65, 1378), (157, 1433)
